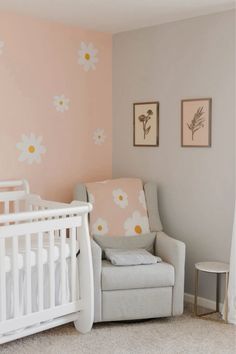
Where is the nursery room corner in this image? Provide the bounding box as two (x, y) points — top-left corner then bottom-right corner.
(0, 1), (235, 353)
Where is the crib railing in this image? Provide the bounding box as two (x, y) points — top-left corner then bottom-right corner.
(0, 183), (93, 344)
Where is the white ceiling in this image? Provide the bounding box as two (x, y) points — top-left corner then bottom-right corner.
(0, 0), (235, 33)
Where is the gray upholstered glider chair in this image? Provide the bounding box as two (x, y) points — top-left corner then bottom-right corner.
(74, 181), (186, 322)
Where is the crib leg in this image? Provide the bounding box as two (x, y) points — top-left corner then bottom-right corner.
(73, 214), (94, 334)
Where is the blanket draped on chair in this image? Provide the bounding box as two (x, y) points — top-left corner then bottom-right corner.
(86, 178), (150, 237)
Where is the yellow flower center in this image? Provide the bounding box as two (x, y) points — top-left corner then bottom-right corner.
(28, 145), (35, 154)
(98, 225), (103, 231)
(85, 53), (90, 60)
(134, 225), (142, 234)
(59, 100), (63, 105)
(118, 195), (123, 201)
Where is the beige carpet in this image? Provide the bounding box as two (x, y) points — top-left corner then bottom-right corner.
(1, 305), (236, 354)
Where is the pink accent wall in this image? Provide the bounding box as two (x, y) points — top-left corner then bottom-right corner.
(0, 12), (112, 201)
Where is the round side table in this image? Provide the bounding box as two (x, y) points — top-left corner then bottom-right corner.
(194, 261), (229, 323)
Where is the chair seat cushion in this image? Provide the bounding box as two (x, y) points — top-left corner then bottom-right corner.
(101, 260), (175, 291)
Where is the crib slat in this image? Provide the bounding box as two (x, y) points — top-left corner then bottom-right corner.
(13, 200), (20, 225)
(37, 232), (43, 311)
(14, 200), (20, 213)
(25, 233), (32, 314)
(12, 235), (19, 317)
(60, 229), (66, 304)
(4, 201), (9, 214)
(34, 205), (39, 223)
(49, 230), (55, 308)
(4, 201), (10, 226)
(0, 237), (6, 321)
(70, 227), (77, 302)
(55, 217), (59, 238)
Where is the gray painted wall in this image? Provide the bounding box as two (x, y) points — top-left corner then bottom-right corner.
(112, 11), (235, 301)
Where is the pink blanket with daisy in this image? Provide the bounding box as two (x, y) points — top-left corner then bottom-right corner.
(86, 178), (150, 237)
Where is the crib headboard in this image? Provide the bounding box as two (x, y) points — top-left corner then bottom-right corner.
(0, 179), (29, 193)
(0, 180), (30, 215)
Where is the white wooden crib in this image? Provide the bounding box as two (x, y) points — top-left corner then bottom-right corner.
(0, 180), (94, 345)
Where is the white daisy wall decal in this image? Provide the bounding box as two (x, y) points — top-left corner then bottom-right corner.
(113, 189), (128, 208)
(93, 128), (106, 145)
(92, 218), (109, 236)
(124, 211), (150, 236)
(78, 42), (98, 71)
(0, 41), (5, 55)
(53, 95), (70, 113)
(16, 134), (46, 164)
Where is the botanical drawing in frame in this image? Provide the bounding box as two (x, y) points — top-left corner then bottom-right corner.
(181, 98), (212, 147)
(133, 102), (159, 147)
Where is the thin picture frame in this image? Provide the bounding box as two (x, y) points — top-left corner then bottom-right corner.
(133, 101), (159, 147)
(181, 98), (212, 147)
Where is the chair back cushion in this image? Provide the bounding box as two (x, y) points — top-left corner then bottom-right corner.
(93, 233), (156, 258)
(86, 178), (150, 237)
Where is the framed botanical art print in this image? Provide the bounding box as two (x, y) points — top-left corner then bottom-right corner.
(133, 101), (159, 147)
(181, 98), (212, 147)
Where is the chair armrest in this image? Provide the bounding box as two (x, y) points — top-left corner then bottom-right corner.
(155, 231), (186, 315)
(90, 239), (102, 322)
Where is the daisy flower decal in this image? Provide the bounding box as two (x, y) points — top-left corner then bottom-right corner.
(92, 218), (109, 236)
(93, 128), (106, 145)
(0, 41), (5, 55)
(78, 42), (98, 71)
(113, 189), (128, 208)
(124, 211), (150, 236)
(16, 134), (46, 164)
(53, 95), (70, 113)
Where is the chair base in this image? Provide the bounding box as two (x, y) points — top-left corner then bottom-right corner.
(102, 287), (173, 322)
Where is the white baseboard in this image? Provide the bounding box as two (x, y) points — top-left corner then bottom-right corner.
(184, 292), (223, 312)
